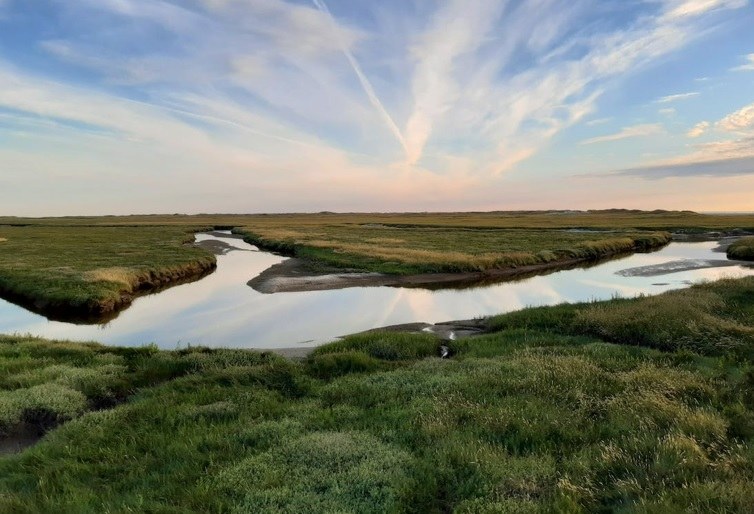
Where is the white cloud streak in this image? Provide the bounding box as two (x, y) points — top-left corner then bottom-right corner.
(310, 0), (407, 152)
(399, 0), (743, 172)
(586, 117), (612, 126)
(581, 124), (664, 145)
(656, 92), (700, 103)
(403, 0), (506, 165)
(662, 0), (747, 20)
(731, 53), (754, 71)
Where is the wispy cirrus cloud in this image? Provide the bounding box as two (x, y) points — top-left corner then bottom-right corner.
(310, 0), (407, 152)
(662, 0), (747, 19)
(581, 124), (664, 145)
(731, 53), (754, 71)
(399, 0), (747, 173)
(586, 117), (612, 126)
(402, 0), (506, 165)
(656, 92), (700, 103)
(19, 0), (748, 170)
(0, 0), (751, 214)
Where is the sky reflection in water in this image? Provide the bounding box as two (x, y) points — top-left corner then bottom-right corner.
(0, 234), (752, 349)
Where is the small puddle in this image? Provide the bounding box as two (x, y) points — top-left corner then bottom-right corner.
(0, 236), (752, 350)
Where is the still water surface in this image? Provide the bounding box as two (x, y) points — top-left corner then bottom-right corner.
(0, 233), (752, 349)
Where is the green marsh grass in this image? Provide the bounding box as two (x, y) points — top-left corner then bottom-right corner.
(728, 236), (754, 261)
(236, 225), (672, 274)
(1, 276), (754, 511)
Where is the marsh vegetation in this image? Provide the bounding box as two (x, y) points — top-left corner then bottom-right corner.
(5, 210), (752, 320)
(1, 211), (754, 511)
(728, 236), (754, 261)
(1, 276), (754, 512)
(236, 225), (672, 274)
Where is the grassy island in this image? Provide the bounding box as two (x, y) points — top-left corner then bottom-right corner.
(0, 225), (216, 321)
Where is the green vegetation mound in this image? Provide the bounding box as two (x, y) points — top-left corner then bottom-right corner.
(728, 236), (754, 261)
(214, 431), (412, 513)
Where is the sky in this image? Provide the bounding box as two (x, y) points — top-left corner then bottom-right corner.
(1, 0), (753, 215)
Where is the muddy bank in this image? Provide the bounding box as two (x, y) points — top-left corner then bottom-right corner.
(249, 248), (656, 294)
(270, 318), (489, 360)
(672, 229), (754, 243)
(246, 232), (754, 294)
(0, 260), (217, 324)
(359, 318), (488, 340)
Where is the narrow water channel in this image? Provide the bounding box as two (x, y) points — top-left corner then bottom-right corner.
(0, 233), (752, 349)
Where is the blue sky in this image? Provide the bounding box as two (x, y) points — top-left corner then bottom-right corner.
(1, 0), (753, 215)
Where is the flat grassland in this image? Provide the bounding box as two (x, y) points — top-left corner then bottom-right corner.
(3, 209), (753, 231)
(0, 210), (752, 318)
(1, 276), (754, 512)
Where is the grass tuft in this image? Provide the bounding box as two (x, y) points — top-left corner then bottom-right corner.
(728, 236), (754, 261)
(212, 431), (413, 514)
(311, 331), (439, 361)
(575, 282), (754, 356)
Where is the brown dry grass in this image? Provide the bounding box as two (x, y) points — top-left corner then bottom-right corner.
(83, 267), (140, 291)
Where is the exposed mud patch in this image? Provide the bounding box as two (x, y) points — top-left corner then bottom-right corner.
(357, 318), (487, 341)
(248, 251), (648, 294)
(0, 427), (41, 456)
(269, 319), (488, 360)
